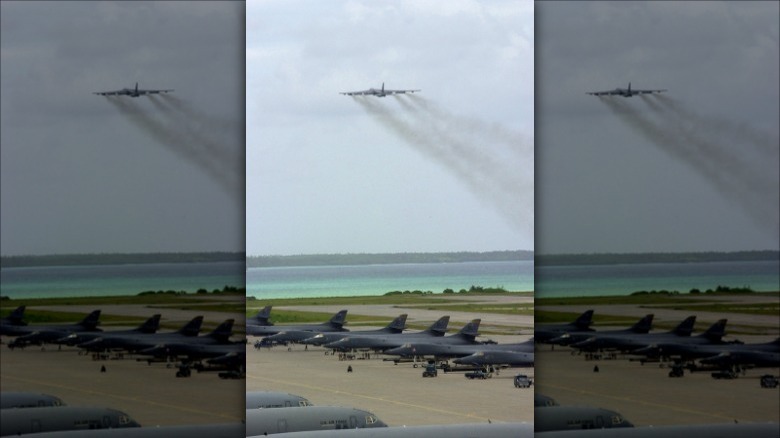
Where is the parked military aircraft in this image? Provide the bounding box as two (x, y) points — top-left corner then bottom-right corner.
(324, 316), (455, 352)
(247, 310), (349, 337)
(676, 337), (780, 369)
(269, 314), (408, 345)
(535, 405), (634, 432)
(452, 350), (535, 367)
(537, 422), (780, 437)
(569, 316), (697, 352)
(548, 314), (654, 346)
(245, 406), (387, 435)
(0, 392), (64, 409)
(3, 310), (102, 344)
(535, 310), (595, 343)
(340, 83), (420, 97)
(253, 422), (534, 437)
(629, 319), (731, 359)
(93, 83), (173, 97)
(587, 83), (666, 97)
(0, 406), (140, 435)
(246, 391), (313, 409)
(8, 423), (244, 437)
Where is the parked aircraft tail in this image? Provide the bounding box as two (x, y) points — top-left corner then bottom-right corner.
(207, 319), (235, 342)
(137, 314), (161, 334)
(328, 310), (348, 328)
(4, 306), (27, 325)
(672, 316), (696, 336)
(426, 316), (450, 336)
(630, 314), (654, 333)
(701, 319), (728, 340)
(573, 310), (595, 329)
(78, 310), (102, 330)
(177, 316), (204, 337)
(384, 314), (408, 333)
(457, 319), (482, 340)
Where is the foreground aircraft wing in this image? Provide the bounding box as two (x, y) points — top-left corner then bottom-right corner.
(340, 89), (375, 96)
(382, 88), (420, 95)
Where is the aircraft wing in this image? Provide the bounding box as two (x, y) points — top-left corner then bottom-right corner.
(632, 88), (666, 95)
(93, 90), (126, 96)
(586, 90), (621, 96)
(383, 88), (420, 95)
(340, 89), (373, 96)
(137, 89), (174, 95)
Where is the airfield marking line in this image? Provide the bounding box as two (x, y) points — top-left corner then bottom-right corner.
(246, 372), (492, 422)
(3, 374), (241, 422)
(541, 382), (738, 422)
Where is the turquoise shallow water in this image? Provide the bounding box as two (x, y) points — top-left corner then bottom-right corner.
(246, 260), (534, 299)
(0, 261), (245, 299)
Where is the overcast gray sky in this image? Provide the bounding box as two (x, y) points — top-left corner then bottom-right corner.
(1, 1), (245, 256)
(536, 1), (779, 254)
(246, 0), (534, 256)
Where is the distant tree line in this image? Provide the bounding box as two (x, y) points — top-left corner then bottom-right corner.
(535, 251), (779, 266)
(247, 250), (533, 268)
(1, 252), (245, 268)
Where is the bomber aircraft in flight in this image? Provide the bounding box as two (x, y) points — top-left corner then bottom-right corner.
(340, 83), (420, 97)
(587, 82), (666, 97)
(94, 82), (173, 97)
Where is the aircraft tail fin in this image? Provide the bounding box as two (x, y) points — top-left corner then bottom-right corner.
(6, 305), (27, 325)
(427, 316), (450, 336)
(628, 82), (631, 93)
(630, 314), (654, 333)
(573, 310), (594, 329)
(135, 82), (139, 93)
(207, 319), (235, 341)
(672, 316), (696, 336)
(457, 319), (481, 339)
(385, 314), (407, 333)
(702, 319), (728, 340)
(328, 310), (348, 328)
(178, 316), (204, 337)
(78, 310), (102, 330)
(254, 306), (273, 324)
(381, 83), (385, 92)
(137, 314), (161, 333)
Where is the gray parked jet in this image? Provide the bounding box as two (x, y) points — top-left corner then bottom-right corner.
(675, 337), (780, 369)
(324, 316), (456, 352)
(548, 314), (654, 347)
(385, 336), (533, 359)
(56, 314), (160, 347)
(587, 83), (666, 97)
(268, 314), (408, 345)
(535, 310), (595, 343)
(629, 319), (731, 359)
(535, 405), (634, 432)
(2, 310), (101, 339)
(245, 406), (387, 435)
(13, 423), (243, 437)
(537, 422), (780, 438)
(569, 316), (697, 352)
(340, 83), (420, 97)
(0, 392), (64, 409)
(0, 406), (140, 435)
(246, 391), (313, 409)
(247, 310), (349, 337)
(93, 83), (173, 97)
(252, 422), (534, 437)
(452, 350), (535, 367)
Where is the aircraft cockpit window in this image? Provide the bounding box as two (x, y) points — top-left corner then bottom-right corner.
(611, 415), (624, 425)
(365, 415), (378, 424)
(118, 415), (131, 425)
(299, 400), (313, 407)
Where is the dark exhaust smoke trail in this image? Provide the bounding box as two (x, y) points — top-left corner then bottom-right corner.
(354, 95), (532, 232)
(600, 96), (778, 237)
(106, 97), (241, 195)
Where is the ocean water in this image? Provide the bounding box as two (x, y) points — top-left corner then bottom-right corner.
(246, 260), (534, 299)
(0, 261), (245, 299)
(536, 260), (780, 298)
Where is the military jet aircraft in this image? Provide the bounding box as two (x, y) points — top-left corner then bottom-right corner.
(251, 422), (534, 437)
(93, 83), (173, 97)
(535, 405), (634, 432)
(75, 316), (211, 353)
(587, 82), (666, 97)
(245, 406), (387, 435)
(247, 310), (349, 337)
(0, 392), (65, 409)
(3, 310), (102, 344)
(548, 314), (654, 347)
(452, 350), (535, 367)
(535, 310), (595, 343)
(1, 406), (140, 435)
(629, 319), (730, 359)
(269, 314), (408, 345)
(340, 83), (420, 97)
(676, 337), (780, 369)
(324, 316), (457, 352)
(569, 316), (697, 352)
(385, 336), (533, 360)
(246, 391), (313, 409)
